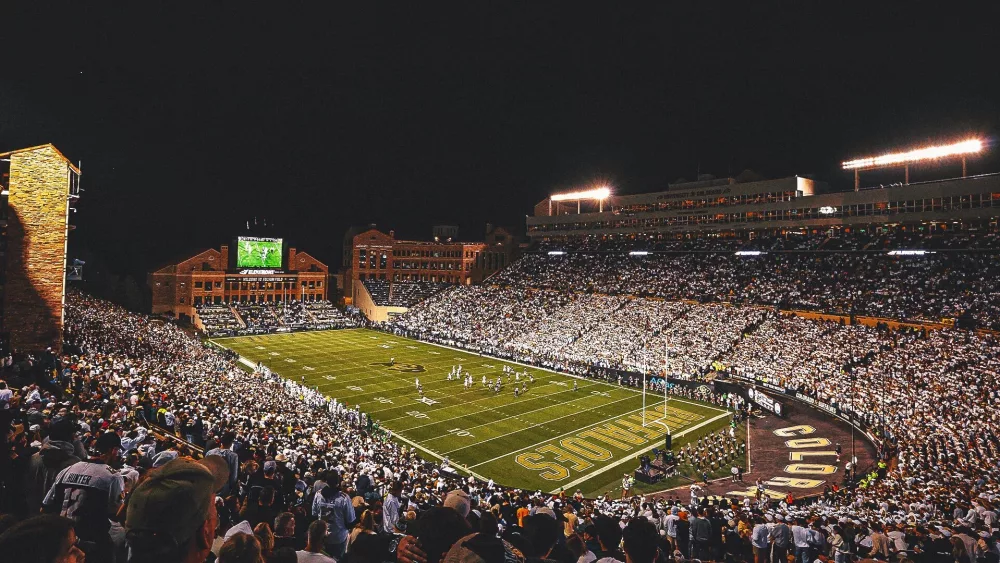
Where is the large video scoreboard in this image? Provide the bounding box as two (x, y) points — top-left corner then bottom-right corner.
(236, 236), (283, 269)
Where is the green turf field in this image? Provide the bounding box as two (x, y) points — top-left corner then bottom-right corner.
(212, 328), (734, 497)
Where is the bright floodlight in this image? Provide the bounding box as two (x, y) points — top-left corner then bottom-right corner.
(550, 186), (611, 201)
(842, 139), (983, 170)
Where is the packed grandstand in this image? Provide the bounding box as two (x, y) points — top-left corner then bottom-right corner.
(196, 300), (358, 337)
(2, 223), (999, 563)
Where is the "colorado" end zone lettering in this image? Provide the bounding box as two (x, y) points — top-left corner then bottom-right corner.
(514, 405), (702, 481)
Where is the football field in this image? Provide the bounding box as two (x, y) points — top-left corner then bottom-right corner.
(212, 328), (734, 496)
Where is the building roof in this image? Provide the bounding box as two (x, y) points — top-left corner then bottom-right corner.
(0, 144), (82, 174)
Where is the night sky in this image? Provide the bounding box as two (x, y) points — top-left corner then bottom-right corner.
(2, 4), (998, 281)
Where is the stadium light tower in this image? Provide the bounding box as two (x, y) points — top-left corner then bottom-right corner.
(549, 185), (612, 215)
(842, 138), (984, 191)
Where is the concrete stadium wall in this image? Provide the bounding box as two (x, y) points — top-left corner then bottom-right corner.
(352, 280), (408, 323)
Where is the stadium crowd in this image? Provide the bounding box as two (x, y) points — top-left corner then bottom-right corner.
(2, 284), (999, 563)
(0, 235), (998, 562)
(362, 281), (451, 308)
(508, 229), (1000, 330)
(199, 300), (356, 337)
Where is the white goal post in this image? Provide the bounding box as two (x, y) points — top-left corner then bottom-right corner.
(642, 338), (672, 442)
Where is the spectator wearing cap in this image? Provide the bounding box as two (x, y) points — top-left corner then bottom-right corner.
(25, 418), (81, 514)
(42, 430), (124, 562)
(0, 514), (86, 563)
(124, 456), (230, 563)
(205, 431), (240, 496)
(445, 489), (471, 519)
(248, 458), (283, 505)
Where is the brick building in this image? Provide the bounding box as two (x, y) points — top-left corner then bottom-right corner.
(343, 225), (518, 305)
(0, 144), (81, 353)
(149, 243), (328, 320)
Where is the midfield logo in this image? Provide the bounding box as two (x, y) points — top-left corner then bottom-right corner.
(370, 362), (426, 373)
(417, 396), (438, 405)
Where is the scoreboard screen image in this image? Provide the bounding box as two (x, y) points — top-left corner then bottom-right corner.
(237, 237), (283, 268)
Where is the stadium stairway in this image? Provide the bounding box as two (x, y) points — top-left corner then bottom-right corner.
(230, 305), (247, 329)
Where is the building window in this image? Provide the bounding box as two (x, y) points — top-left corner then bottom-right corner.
(194, 281), (203, 288)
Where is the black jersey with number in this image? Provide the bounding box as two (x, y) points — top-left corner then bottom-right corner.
(43, 459), (124, 540)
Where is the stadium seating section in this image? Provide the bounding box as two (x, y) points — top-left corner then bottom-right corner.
(362, 279), (451, 307)
(197, 300), (356, 336)
(4, 227), (1000, 562)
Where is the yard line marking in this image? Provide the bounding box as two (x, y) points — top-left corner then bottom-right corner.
(215, 329), (731, 489)
(551, 411), (732, 493)
(397, 335), (729, 415)
(393, 381), (615, 430)
(437, 394), (641, 455)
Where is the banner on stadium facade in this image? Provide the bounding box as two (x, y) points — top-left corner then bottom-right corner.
(747, 387), (784, 417)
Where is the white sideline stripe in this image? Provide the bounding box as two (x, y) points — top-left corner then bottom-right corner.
(384, 428), (489, 483)
(550, 411), (733, 493)
(388, 380), (608, 429)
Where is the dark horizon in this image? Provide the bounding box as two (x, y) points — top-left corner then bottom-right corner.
(2, 4), (998, 283)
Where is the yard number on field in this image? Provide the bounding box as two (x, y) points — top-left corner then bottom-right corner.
(347, 385), (363, 392)
(406, 410), (429, 419)
(375, 397), (393, 404)
(323, 375), (336, 381)
(448, 428), (474, 437)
